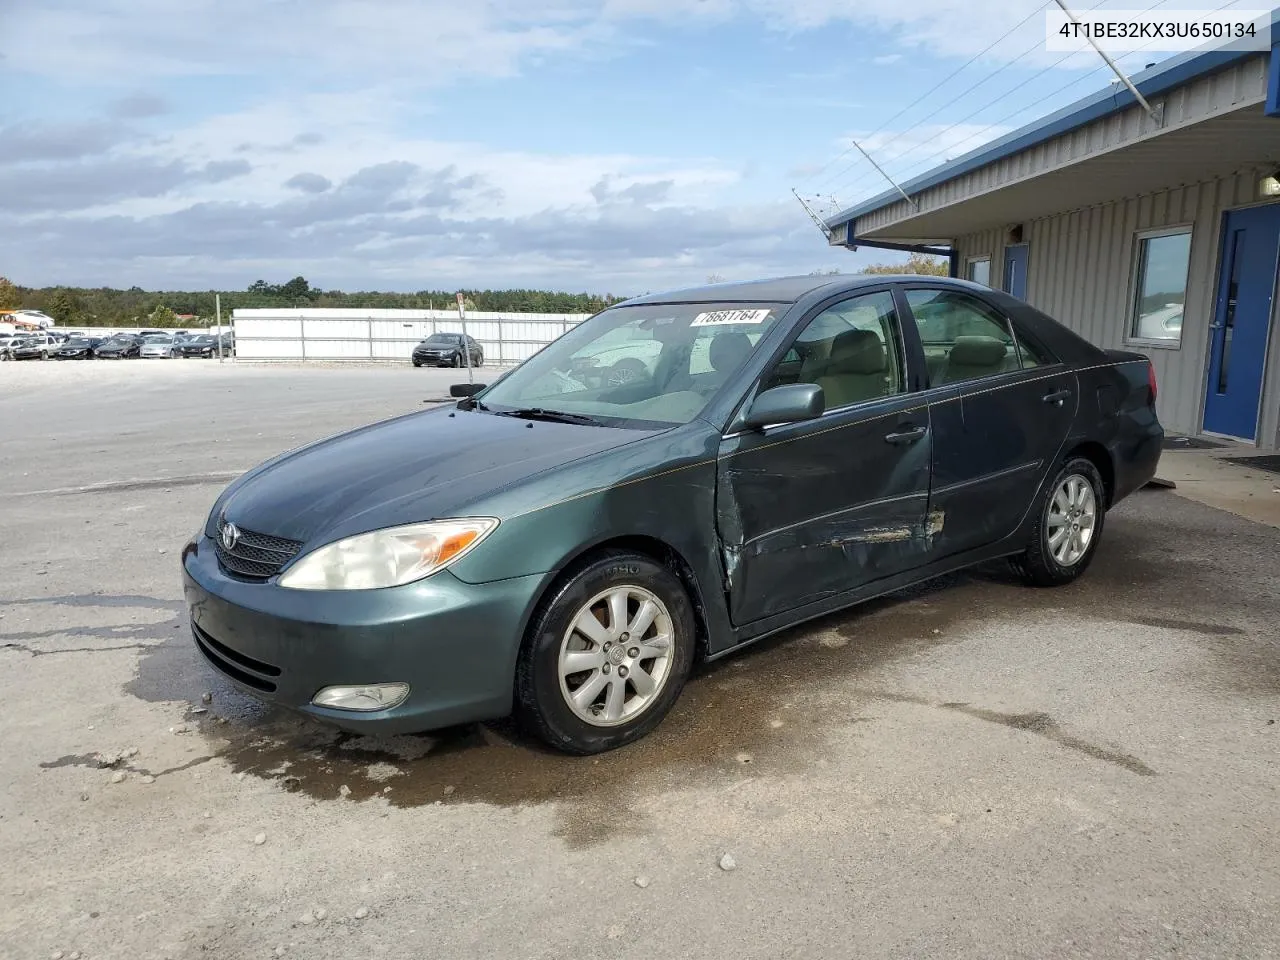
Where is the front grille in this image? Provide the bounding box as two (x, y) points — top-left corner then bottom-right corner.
(192, 623), (280, 692)
(214, 519), (303, 580)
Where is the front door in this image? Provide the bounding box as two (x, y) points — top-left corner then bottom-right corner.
(717, 289), (932, 626)
(1004, 244), (1029, 300)
(1203, 204), (1280, 440)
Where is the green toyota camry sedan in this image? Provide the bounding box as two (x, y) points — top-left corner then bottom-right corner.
(183, 275), (1162, 753)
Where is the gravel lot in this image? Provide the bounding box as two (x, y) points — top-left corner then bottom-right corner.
(3, 360), (1278, 960)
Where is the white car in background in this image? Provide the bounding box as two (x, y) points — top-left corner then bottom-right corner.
(1134, 302), (1183, 341)
(139, 334), (179, 358)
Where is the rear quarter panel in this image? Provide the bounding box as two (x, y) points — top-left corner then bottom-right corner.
(1074, 355), (1163, 504)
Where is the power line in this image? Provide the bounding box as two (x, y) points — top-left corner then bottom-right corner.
(824, 0), (1205, 204)
(873, 0), (1226, 184)
(799, 1), (1052, 185)
(816, 0), (1118, 196)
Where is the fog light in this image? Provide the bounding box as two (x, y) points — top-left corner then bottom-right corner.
(311, 683), (409, 712)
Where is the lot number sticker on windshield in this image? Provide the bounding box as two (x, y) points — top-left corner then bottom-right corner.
(691, 309), (772, 327)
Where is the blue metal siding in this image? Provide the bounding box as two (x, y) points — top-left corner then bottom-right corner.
(1267, 37), (1280, 116)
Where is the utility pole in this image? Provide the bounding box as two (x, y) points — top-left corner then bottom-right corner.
(215, 293), (223, 363)
(791, 189), (833, 240)
(1052, 0), (1162, 125)
(455, 292), (473, 385)
(850, 139), (920, 211)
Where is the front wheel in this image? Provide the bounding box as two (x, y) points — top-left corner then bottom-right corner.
(1012, 457), (1106, 587)
(515, 551), (696, 754)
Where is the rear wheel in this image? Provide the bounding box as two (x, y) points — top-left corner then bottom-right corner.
(1013, 456), (1105, 587)
(515, 551), (696, 754)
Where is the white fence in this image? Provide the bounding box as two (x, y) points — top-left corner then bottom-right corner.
(231, 308), (591, 365)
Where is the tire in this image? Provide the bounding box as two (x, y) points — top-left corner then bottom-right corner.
(412, 358), (423, 368)
(1012, 456), (1106, 587)
(515, 550), (697, 754)
(41, 351), (49, 360)
(474, 355), (483, 368)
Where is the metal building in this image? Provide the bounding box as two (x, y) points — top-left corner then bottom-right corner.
(825, 17), (1280, 444)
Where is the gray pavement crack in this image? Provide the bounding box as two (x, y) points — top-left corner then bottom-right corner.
(2, 641), (156, 657)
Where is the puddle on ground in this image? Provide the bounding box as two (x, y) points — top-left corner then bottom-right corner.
(11, 497), (1260, 845)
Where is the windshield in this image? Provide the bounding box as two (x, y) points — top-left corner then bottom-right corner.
(479, 302), (785, 426)
(425, 334), (461, 345)
(142, 335), (171, 344)
(188, 336), (213, 344)
(66, 338), (90, 347)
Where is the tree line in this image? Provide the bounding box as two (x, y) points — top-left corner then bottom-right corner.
(1, 259), (948, 329)
(1, 276), (627, 328)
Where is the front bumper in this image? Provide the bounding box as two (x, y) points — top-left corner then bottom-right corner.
(413, 352), (455, 366)
(181, 534), (545, 733)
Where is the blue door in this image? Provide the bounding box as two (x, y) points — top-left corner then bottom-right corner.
(1004, 244), (1029, 300)
(1203, 205), (1280, 440)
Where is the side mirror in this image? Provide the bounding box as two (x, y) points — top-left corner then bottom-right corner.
(449, 383), (488, 398)
(743, 383), (825, 430)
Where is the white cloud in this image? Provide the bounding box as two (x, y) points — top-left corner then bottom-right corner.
(0, 0), (1119, 292)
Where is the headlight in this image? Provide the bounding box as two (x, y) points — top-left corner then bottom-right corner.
(277, 518), (498, 590)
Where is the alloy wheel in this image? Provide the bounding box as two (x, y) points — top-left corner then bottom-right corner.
(557, 585), (675, 727)
(1046, 474), (1097, 567)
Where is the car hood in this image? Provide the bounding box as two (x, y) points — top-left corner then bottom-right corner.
(216, 407), (657, 544)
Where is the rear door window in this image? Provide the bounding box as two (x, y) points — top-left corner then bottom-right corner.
(905, 289), (1023, 387)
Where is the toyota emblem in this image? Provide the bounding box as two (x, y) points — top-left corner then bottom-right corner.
(221, 522), (241, 551)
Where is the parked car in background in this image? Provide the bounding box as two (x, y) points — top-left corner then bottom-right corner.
(412, 333), (484, 368)
(1133, 302), (1183, 342)
(55, 337), (104, 360)
(94, 335), (143, 359)
(1, 337), (30, 360)
(9, 333), (61, 360)
(180, 333), (233, 358)
(0, 334), (21, 358)
(184, 275), (1163, 753)
(140, 334), (179, 359)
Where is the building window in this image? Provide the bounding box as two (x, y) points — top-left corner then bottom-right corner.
(966, 258), (991, 286)
(1130, 228), (1191, 344)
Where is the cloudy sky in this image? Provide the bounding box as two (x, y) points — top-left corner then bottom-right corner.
(0, 0), (1206, 295)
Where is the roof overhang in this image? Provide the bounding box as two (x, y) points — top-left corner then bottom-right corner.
(838, 102), (1280, 245)
(826, 12), (1280, 245)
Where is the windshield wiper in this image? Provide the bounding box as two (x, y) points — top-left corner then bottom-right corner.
(499, 407), (603, 426)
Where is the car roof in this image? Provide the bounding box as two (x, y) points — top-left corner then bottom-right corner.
(616, 274), (1006, 307)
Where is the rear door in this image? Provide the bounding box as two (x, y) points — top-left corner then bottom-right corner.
(902, 285), (1076, 558)
(717, 288), (933, 625)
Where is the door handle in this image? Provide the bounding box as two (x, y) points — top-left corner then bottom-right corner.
(1041, 388), (1071, 405)
(884, 425), (926, 445)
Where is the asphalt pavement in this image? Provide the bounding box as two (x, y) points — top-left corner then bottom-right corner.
(2, 360), (1278, 960)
